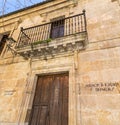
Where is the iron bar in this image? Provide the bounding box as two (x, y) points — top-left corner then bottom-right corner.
(17, 12), (87, 48)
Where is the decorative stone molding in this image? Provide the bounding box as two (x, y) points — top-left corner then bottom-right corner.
(4, 90), (16, 95)
(69, 4), (75, 15)
(40, 13), (48, 22)
(38, 0), (78, 19)
(15, 18), (22, 29)
(117, 0), (120, 5)
(111, 0), (120, 5)
(16, 32), (88, 59)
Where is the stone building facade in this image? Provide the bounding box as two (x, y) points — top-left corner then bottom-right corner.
(0, 0), (120, 125)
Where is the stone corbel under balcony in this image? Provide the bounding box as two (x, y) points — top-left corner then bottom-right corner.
(16, 32), (88, 59)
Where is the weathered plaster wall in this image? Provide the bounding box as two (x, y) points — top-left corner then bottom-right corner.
(0, 0), (120, 125)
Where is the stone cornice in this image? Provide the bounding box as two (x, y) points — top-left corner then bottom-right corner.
(0, 0), (76, 28)
(16, 32), (87, 60)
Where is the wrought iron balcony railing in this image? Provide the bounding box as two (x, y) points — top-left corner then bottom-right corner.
(16, 10), (87, 48)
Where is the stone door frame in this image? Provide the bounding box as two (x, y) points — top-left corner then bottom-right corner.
(24, 63), (77, 125)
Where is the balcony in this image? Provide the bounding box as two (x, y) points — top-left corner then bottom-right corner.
(16, 10), (88, 58)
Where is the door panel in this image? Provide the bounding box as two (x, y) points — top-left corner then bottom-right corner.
(33, 77), (43, 105)
(29, 73), (68, 125)
(38, 106), (48, 125)
(50, 76), (60, 125)
(30, 106), (39, 125)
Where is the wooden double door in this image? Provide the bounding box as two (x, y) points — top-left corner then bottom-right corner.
(29, 73), (69, 125)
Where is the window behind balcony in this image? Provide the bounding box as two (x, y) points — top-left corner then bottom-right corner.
(0, 34), (9, 54)
(50, 19), (65, 39)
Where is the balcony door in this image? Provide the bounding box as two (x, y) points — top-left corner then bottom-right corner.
(29, 73), (68, 125)
(50, 19), (65, 39)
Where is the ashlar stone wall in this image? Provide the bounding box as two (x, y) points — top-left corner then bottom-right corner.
(0, 0), (120, 125)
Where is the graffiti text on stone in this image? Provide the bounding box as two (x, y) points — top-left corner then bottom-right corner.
(85, 82), (119, 92)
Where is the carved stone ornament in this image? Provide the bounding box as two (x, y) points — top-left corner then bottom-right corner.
(16, 32), (88, 59)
